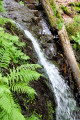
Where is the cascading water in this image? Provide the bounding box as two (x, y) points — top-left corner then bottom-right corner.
(23, 30), (80, 120)
(15, 22), (80, 120)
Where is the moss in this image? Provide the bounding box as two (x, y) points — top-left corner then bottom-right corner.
(49, 14), (56, 27)
(50, 1), (63, 30)
(49, 0), (54, 6)
(61, 5), (72, 16)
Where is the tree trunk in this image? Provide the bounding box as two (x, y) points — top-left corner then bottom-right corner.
(40, 0), (80, 92)
(40, 0), (57, 30)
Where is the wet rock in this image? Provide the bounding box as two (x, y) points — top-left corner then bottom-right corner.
(25, 4), (36, 10)
(32, 17), (41, 24)
(40, 34), (57, 60)
(44, 44), (57, 60)
(28, 10), (39, 17)
(41, 34), (54, 44)
(32, 10), (39, 17)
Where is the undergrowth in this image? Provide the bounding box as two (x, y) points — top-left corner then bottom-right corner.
(0, 3), (42, 119)
(61, 5), (72, 16)
(66, 15), (80, 51)
(69, 1), (80, 14)
(66, 15), (80, 39)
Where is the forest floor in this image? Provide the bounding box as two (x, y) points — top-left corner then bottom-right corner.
(55, 0), (79, 24)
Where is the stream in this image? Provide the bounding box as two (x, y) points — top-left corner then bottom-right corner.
(15, 22), (80, 120)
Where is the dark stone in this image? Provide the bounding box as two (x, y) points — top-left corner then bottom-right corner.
(26, 4), (36, 10)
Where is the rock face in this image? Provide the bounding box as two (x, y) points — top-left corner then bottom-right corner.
(40, 34), (57, 60)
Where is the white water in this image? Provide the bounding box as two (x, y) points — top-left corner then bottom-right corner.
(15, 22), (80, 120)
(23, 29), (80, 120)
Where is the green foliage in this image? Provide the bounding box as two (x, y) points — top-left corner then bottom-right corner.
(27, 114), (40, 120)
(8, 65), (42, 84)
(0, 27), (30, 69)
(74, 6), (80, 13)
(0, 84), (25, 120)
(49, 0), (54, 6)
(19, 1), (24, 5)
(75, 1), (80, 7)
(0, 15), (42, 120)
(72, 33), (80, 45)
(71, 33), (80, 50)
(57, 19), (63, 30)
(0, 16), (13, 25)
(69, 1), (80, 7)
(66, 15), (80, 40)
(61, 5), (72, 15)
(0, 1), (6, 12)
(69, 1), (80, 14)
(69, 2), (75, 6)
(7, 65), (42, 99)
(66, 15), (80, 50)
(51, 3), (63, 30)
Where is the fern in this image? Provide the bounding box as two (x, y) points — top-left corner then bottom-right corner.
(19, 64), (42, 70)
(8, 66), (42, 84)
(0, 84), (25, 120)
(0, 63), (42, 119)
(7, 65), (42, 99)
(0, 27), (30, 69)
(11, 83), (36, 99)
(0, 10), (43, 119)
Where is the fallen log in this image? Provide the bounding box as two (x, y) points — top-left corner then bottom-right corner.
(40, 0), (80, 92)
(40, 0), (57, 30)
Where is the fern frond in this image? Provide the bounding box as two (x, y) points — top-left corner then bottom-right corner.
(0, 84), (25, 120)
(19, 64), (42, 70)
(0, 27), (30, 69)
(7, 66), (42, 85)
(10, 108), (25, 120)
(0, 74), (8, 84)
(0, 85), (13, 113)
(11, 82), (36, 99)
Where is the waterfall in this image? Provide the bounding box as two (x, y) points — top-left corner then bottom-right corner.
(15, 22), (80, 120)
(24, 29), (80, 120)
